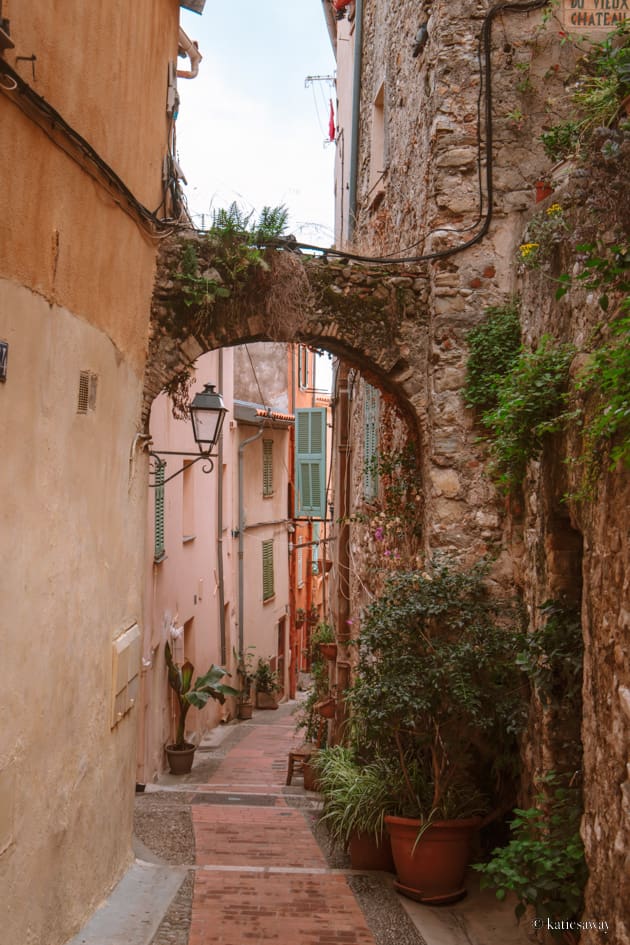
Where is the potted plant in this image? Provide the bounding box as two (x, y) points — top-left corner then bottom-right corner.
(295, 607), (307, 628)
(164, 641), (238, 774)
(234, 646), (256, 720)
(311, 621), (337, 661)
(346, 558), (525, 903)
(312, 746), (396, 871)
(254, 657), (280, 709)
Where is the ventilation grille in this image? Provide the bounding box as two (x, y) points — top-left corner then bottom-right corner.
(77, 371), (98, 414)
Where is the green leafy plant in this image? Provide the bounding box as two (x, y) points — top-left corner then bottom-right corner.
(312, 746), (402, 847)
(253, 657), (280, 695)
(540, 120), (581, 162)
(233, 646), (256, 704)
(346, 559), (526, 820)
(516, 600), (583, 711)
(480, 337), (574, 492)
(165, 642), (238, 750)
(310, 621), (335, 645)
(518, 203), (568, 271)
(474, 772), (587, 936)
(464, 299), (522, 411)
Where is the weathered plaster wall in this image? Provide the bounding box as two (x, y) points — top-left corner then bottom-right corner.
(0, 1), (180, 941)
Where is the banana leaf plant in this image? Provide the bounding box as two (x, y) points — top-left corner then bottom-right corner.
(165, 641), (239, 750)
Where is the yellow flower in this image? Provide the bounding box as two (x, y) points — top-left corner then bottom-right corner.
(519, 242), (539, 259)
(546, 203), (563, 217)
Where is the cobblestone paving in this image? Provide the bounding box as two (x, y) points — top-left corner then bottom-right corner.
(134, 704), (426, 945)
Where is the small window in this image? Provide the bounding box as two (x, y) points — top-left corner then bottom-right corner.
(298, 345), (310, 390)
(368, 82), (387, 205)
(154, 461), (165, 561)
(182, 460), (195, 542)
(262, 539), (275, 602)
(263, 439), (274, 497)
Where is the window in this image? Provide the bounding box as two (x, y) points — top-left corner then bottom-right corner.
(295, 408), (327, 518)
(298, 345), (310, 390)
(263, 439), (274, 497)
(369, 82), (387, 205)
(262, 539), (275, 602)
(154, 461), (165, 561)
(182, 460), (195, 541)
(363, 384), (380, 500)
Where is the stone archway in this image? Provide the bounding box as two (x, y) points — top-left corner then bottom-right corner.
(144, 230), (431, 429)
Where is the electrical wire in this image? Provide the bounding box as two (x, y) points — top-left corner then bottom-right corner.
(261, 0), (551, 267)
(0, 58), (185, 238)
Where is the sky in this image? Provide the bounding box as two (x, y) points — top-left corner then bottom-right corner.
(176, 2), (337, 245)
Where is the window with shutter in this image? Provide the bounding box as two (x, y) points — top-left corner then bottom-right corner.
(262, 539), (275, 601)
(363, 384), (380, 499)
(263, 439), (273, 497)
(154, 461), (165, 561)
(295, 408), (327, 518)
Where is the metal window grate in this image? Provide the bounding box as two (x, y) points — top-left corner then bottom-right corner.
(263, 439), (273, 496)
(77, 370), (98, 414)
(154, 462), (166, 560)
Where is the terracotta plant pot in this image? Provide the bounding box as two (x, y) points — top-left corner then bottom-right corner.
(302, 760), (320, 791)
(348, 831), (395, 872)
(314, 697), (336, 719)
(318, 642), (338, 661)
(256, 691), (278, 710)
(238, 702), (253, 720)
(535, 179), (553, 202)
(165, 743), (196, 775)
(385, 814), (481, 904)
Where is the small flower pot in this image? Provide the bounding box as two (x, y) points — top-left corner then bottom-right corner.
(314, 697), (336, 719)
(318, 642), (338, 661)
(238, 702), (253, 720)
(165, 743), (196, 775)
(535, 180), (553, 202)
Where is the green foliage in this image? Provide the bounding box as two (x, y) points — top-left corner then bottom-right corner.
(540, 120), (581, 162)
(538, 22), (630, 159)
(233, 646), (257, 703)
(516, 601), (583, 711)
(474, 772), (587, 931)
(556, 243), (630, 492)
(346, 559), (526, 818)
(253, 657), (280, 694)
(174, 202), (289, 311)
(312, 747), (399, 847)
(480, 337), (574, 492)
(310, 621), (335, 645)
(165, 642), (238, 749)
(464, 300), (522, 411)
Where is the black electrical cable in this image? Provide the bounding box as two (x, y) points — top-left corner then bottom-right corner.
(262, 0), (551, 267)
(0, 58), (177, 234)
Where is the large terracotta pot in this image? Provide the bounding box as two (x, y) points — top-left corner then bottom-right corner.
(385, 814), (481, 904)
(348, 831), (395, 872)
(319, 642), (338, 661)
(256, 691), (278, 710)
(165, 743), (196, 775)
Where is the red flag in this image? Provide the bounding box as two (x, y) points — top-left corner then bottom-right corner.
(328, 99), (335, 142)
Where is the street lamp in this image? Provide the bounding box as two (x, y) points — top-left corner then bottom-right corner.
(148, 383), (228, 487)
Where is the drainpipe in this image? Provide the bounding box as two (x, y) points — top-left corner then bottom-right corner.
(347, 0), (363, 244)
(238, 424), (265, 654)
(177, 27), (202, 79)
(217, 349), (226, 664)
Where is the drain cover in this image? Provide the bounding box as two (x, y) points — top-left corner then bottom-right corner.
(192, 792), (276, 807)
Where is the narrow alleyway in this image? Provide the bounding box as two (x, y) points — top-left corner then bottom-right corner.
(129, 702), (534, 945)
(136, 701), (423, 945)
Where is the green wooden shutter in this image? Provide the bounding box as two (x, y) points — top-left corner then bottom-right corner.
(262, 539), (275, 601)
(295, 408), (326, 518)
(363, 384), (379, 499)
(263, 439), (273, 497)
(154, 461), (165, 560)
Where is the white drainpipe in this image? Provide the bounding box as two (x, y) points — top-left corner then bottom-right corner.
(177, 27), (202, 79)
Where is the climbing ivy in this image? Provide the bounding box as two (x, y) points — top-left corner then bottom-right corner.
(480, 337), (574, 493)
(464, 299), (522, 411)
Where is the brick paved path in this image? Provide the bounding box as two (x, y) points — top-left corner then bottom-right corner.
(187, 708), (377, 945)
